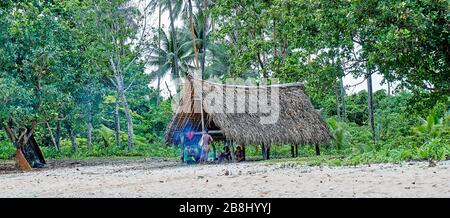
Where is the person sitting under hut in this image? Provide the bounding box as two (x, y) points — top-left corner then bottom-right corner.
(184, 146), (198, 164)
(235, 146), (245, 162)
(218, 146), (231, 163)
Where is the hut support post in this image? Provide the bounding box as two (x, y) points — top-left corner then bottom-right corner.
(315, 144), (320, 156)
(229, 141), (235, 161)
(291, 145), (295, 158)
(180, 143), (185, 163)
(242, 145), (246, 161)
(295, 144), (298, 157)
(261, 144), (270, 160)
(261, 144), (265, 159)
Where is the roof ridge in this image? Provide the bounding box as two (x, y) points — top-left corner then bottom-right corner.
(189, 77), (305, 89)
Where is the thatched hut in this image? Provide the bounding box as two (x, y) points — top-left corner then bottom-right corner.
(165, 76), (331, 160)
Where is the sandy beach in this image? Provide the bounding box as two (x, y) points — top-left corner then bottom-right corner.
(0, 158), (449, 198)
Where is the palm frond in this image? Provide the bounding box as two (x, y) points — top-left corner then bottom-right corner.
(149, 62), (172, 82)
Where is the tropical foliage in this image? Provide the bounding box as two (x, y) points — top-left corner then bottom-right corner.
(0, 0), (449, 163)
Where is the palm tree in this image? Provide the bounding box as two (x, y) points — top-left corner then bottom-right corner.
(147, 0), (185, 104)
(183, 9), (223, 79)
(186, 0), (200, 70)
(203, 43), (230, 79)
(148, 28), (193, 92)
(148, 0), (227, 81)
(197, 0), (209, 77)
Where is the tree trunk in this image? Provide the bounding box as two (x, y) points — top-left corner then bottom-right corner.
(315, 144), (320, 156)
(201, 0), (209, 76)
(119, 89), (134, 150)
(335, 80), (341, 120)
(165, 80), (173, 99)
(387, 81), (391, 96)
(86, 101), (93, 149)
(367, 70), (376, 142)
(156, 76), (161, 106)
(188, 0), (200, 70)
(114, 95), (121, 147)
(233, 9), (239, 47)
(168, 0), (180, 79)
(56, 118), (61, 149)
(340, 76), (346, 121)
(67, 124), (77, 151)
(282, 34), (287, 63)
(273, 19), (277, 59)
(46, 122), (59, 151)
(156, 4), (162, 106)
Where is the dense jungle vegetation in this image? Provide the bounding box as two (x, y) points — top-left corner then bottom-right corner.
(0, 0), (449, 164)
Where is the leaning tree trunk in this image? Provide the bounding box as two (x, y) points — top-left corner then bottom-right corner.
(46, 122), (59, 151)
(66, 123), (77, 151)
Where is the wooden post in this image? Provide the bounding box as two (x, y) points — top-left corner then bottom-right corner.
(242, 145), (246, 161)
(229, 141), (235, 161)
(291, 145), (295, 158)
(315, 144), (320, 156)
(261, 144), (270, 160)
(261, 144), (266, 160)
(179, 134), (185, 163)
(295, 144), (298, 157)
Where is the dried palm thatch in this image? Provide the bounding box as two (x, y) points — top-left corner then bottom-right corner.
(165, 77), (331, 146)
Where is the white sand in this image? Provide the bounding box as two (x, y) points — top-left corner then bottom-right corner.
(0, 158), (449, 198)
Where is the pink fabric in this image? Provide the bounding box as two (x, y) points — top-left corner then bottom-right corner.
(186, 131), (195, 140)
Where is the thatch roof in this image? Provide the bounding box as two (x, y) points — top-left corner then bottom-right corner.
(165, 77), (331, 146)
